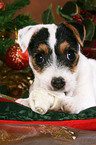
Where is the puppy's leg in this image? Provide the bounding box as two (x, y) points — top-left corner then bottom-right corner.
(61, 93), (95, 114)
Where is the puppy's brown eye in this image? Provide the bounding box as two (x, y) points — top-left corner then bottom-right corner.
(67, 49), (76, 61)
(35, 53), (45, 65)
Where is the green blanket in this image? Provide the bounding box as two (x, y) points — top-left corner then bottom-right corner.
(0, 101), (96, 121)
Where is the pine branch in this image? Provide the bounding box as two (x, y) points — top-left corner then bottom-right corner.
(0, 0), (37, 56)
(0, 0), (31, 30)
(0, 39), (14, 55)
(5, 0), (30, 14)
(0, 12), (14, 28)
(12, 14), (37, 30)
(3, 14), (37, 33)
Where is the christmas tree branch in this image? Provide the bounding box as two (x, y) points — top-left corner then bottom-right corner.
(0, 39), (14, 55)
(0, 0), (31, 30)
(5, 0), (30, 13)
(12, 14), (37, 30)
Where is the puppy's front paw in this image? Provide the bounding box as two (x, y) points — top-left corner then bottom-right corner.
(61, 97), (81, 114)
(16, 98), (30, 108)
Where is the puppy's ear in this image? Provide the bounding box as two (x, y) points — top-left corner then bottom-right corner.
(64, 21), (86, 47)
(18, 24), (44, 53)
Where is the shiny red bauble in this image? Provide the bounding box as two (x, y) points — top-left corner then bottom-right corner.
(5, 43), (29, 70)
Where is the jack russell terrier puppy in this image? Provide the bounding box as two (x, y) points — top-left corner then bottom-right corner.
(16, 21), (96, 115)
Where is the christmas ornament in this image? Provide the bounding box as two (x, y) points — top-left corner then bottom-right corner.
(5, 43), (29, 70)
(0, 0), (5, 11)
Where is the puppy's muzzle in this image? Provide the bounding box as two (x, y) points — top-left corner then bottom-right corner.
(51, 77), (65, 90)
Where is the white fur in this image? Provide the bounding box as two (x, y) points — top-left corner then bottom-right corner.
(16, 24), (96, 114)
(61, 53), (96, 113)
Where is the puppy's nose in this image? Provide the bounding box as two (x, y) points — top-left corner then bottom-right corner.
(51, 77), (65, 90)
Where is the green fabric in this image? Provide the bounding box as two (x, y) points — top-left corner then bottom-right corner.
(0, 102), (96, 121)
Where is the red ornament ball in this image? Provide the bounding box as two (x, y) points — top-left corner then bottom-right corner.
(5, 43), (29, 70)
(0, 1), (5, 11)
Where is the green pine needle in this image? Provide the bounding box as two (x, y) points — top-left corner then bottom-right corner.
(0, 39), (15, 55)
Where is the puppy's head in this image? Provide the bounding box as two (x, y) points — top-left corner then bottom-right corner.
(18, 22), (85, 96)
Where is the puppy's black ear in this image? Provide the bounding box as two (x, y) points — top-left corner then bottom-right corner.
(63, 21), (86, 47)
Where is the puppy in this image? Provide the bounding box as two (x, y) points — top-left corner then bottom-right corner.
(16, 22), (96, 114)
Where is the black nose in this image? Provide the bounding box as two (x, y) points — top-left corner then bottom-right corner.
(51, 77), (65, 90)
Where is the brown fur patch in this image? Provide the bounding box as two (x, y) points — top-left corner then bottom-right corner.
(60, 41), (70, 54)
(29, 44), (49, 74)
(37, 44), (49, 54)
(71, 54), (79, 72)
(64, 22), (84, 47)
(83, 25), (86, 42)
(30, 56), (43, 73)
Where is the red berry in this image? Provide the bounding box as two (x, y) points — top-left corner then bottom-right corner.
(77, 19), (82, 22)
(73, 14), (79, 20)
(72, 16), (76, 19)
(80, 9), (83, 12)
(86, 11), (89, 14)
(75, 14), (79, 19)
(0, 1), (5, 10)
(5, 43), (29, 70)
(80, 9), (86, 15)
